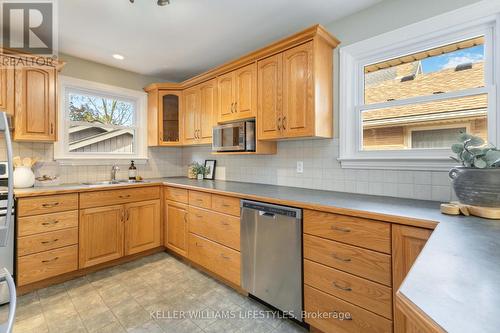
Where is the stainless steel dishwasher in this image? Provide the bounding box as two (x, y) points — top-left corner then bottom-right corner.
(240, 200), (303, 321)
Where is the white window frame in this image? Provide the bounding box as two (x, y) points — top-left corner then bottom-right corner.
(339, 1), (500, 171)
(54, 76), (148, 165)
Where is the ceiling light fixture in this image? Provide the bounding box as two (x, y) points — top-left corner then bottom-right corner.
(129, 0), (170, 6)
(112, 54), (125, 60)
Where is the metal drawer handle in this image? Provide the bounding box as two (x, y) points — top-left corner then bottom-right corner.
(332, 253), (351, 262)
(331, 226), (351, 233)
(220, 221), (230, 226)
(42, 202), (59, 208)
(195, 214), (203, 219)
(41, 220), (59, 226)
(41, 239), (59, 244)
(41, 257), (59, 263)
(221, 203), (230, 208)
(195, 242), (203, 248)
(332, 281), (352, 292)
(119, 194), (131, 199)
(220, 253), (230, 260)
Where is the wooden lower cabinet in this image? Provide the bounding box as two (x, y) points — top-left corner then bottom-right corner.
(79, 205), (125, 268)
(165, 200), (188, 256)
(124, 199), (161, 255)
(392, 225), (432, 333)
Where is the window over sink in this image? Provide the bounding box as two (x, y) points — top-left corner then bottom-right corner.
(54, 76), (148, 164)
(339, 9), (499, 170)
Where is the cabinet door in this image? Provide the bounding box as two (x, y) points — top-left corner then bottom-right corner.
(0, 56), (14, 116)
(124, 199), (161, 255)
(165, 201), (188, 257)
(218, 72), (234, 122)
(234, 63), (257, 120)
(158, 90), (182, 145)
(14, 66), (57, 141)
(183, 87), (200, 145)
(282, 41), (314, 138)
(392, 225), (432, 333)
(79, 205), (124, 268)
(199, 79), (217, 144)
(258, 54), (282, 140)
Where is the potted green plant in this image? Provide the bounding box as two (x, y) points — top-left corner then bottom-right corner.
(449, 133), (500, 207)
(189, 162), (207, 180)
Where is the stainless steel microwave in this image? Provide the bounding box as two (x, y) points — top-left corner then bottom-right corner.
(212, 121), (256, 152)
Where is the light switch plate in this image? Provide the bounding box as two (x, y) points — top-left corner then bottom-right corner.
(296, 161), (303, 173)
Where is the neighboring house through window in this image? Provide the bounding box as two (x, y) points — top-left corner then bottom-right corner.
(339, 2), (500, 170)
(54, 76), (148, 164)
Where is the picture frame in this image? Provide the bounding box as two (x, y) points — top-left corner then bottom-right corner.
(204, 160), (216, 180)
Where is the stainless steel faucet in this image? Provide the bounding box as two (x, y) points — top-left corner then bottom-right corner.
(111, 165), (120, 183)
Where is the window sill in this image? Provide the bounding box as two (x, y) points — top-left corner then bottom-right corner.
(339, 158), (457, 171)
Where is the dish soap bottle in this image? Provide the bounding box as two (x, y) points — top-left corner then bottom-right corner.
(128, 160), (137, 180)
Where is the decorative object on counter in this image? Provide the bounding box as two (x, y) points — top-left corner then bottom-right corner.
(34, 161), (61, 187)
(204, 160), (216, 180)
(128, 160), (137, 180)
(189, 162), (207, 180)
(13, 156), (37, 189)
(441, 202), (500, 220)
(449, 133), (500, 207)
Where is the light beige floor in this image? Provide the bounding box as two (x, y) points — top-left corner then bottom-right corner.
(1, 252), (307, 333)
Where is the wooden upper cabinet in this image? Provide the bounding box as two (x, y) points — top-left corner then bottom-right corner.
(199, 79), (217, 143)
(183, 87), (200, 145)
(0, 56), (14, 116)
(147, 89), (183, 146)
(124, 199), (161, 255)
(258, 53), (282, 140)
(234, 63), (257, 120)
(392, 225), (433, 333)
(14, 66), (57, 141)
(79, 205), (124, 268)
(218, 72), (234, 122)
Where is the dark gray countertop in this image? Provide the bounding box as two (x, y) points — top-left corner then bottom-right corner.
(162, 177), (500, 333)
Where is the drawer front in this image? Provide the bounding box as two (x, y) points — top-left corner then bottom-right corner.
(165, 187), (188, 204)
(18, 227), (79, 257)
(17, 245), (78, 286)
(18, 194), (79, 217)
(304, 285), (392, 333)
(304, 260), (392, 319)
(189, 206), (240, 250)
(18, 210), (78, 237)
(188, 234), (240, 286)
(304, 210), (391, 254)
(80, 186), (160, 209)
(188, 191), (212, 209)
(304, 234), (391, 286)
(212, 194), (240, 217)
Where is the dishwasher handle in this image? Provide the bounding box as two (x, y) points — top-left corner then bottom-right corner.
(258, 211), (276, 218)
(241, 200), (302, 219)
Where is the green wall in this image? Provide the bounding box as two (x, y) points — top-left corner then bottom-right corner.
(58, 53), (165, 91)
(325, 0), (483, 137)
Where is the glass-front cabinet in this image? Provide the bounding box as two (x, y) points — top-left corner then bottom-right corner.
(147, 88), (183, 146)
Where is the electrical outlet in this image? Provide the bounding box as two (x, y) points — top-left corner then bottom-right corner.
(296, 161), (304, 173)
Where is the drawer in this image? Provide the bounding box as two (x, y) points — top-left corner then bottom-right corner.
(17, 245), (78, 286)
(304, 259), (392, 319)
(304, 210), (391, 254)
(80, 186), (160, 209)
(18, 210), (78, 237)
(304, 234), (391, 286)
(188, 206), (240, 250)
(188, 233), (240, 286)
(18, 194), (79, 217)
(188, 191), (212, 209)
(212, 194), (240, 217)
(165, 187), (188, 204)
(304, 285), (392, 333)
(18, 227), (78, 257)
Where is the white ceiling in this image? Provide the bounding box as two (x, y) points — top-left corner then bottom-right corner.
(59, 0), (381, 82)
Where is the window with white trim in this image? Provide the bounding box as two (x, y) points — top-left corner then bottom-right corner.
(55, 76), (148, 164)
(339, 6), (499, 170)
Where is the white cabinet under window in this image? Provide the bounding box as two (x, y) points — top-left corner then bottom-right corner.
(339, 4), (499, 170)
(55, 76), (148, 164)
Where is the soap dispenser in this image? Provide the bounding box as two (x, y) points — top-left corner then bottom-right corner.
(128, 160), (137, 180)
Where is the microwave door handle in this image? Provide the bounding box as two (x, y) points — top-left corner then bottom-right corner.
(0, 112), (13, 247)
